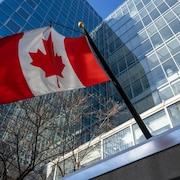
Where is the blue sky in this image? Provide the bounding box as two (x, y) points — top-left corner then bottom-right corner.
(87, 0), (125, 19)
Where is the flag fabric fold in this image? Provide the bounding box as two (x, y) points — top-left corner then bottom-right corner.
(0, 26), (109, 104)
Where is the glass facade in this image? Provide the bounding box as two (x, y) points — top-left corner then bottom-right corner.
(101, 0), (180, 123)
(0, 0), (180, 179)
(0, 0), (102, 38)
(51, 0), (180, 178)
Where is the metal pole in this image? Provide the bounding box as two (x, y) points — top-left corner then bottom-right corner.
(78, 22), (152, 139)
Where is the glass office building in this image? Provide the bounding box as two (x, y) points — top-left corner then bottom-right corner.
(103, 0), (180, 139)
(48, 0), (180, 178)
(0, 0), (180, 179)
(0, 0), (102, 38)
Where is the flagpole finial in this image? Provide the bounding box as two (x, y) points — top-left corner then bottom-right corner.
(78, 22), (84, 29)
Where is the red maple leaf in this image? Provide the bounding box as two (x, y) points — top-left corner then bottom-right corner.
(29, 32), (65, 88)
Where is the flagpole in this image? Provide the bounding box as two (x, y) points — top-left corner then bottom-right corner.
(78, 22), (152, 139)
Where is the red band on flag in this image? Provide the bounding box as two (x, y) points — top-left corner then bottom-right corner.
(64, 36), (109, 86)
(0, 33), (34, 104)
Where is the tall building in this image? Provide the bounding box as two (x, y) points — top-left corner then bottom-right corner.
(0, 0), (102, 38)
(103, 0), (180, 142)
(46, 0), (180, 179)
(0, 0), (180, 179)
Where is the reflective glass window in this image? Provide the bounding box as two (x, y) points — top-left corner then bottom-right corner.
(119, 59), (127, 73)
(32, 12), (43, 23)
(151, 66), (167, 87)
(133, 45), (144, 58)
(136, 2), (143, 11)
(157, 46), (170, 62)
(173, 4), (180, 16)
(12, 13), (26, 27)
(144, 110), (170, 135)
(146, 3), (155, 12)
(140, 57), (150, 73)
(0, 3), (14, 15)
(165, 0), (178, 7)
(141, 75), (151, 90)
(111, 62), (119, 75)
(126, 53), (136, 66)
(140, 8), (148, 18)
(169, 19), (180, 34)
(159, 26), (173, 41)
(6, 20), (21, 33)
(171, 79), (180, 95)
(164, 11), (176, 22)
(129, 65), (140, 82)
(0, 11), (8, 23)
(152, 90), (161, 105)
(103, 127), (133, 158)
(142, 15), (151, 26)
(124, 85), (133, 99)
(147, 24), (157, 36)
(142, 39), (153, 53)
(17, 8), (29, 19)
(133, 123), (146, 144)
(135, 94), (155, 113)
(132, 79), (143, 96)
(119, 71), (130, 87)
(162, 59), (178, 77)
(0, 26), (12, 37)
(147, 53), (159, 69)
(151, 33), (163, 48)
(155, 18), (166, 29)
(135, 21), (143, 32)
(159, 86), (173, 100)
(154, 0), (164, 6)
(139, 30), (148, 42)
(27, 0), (36, 9)
(167, 39), (180, 55)
(6, 1), (19, 9)
(157, 2), (169, 14)
(150, 9), (160, 20)
(22, 2), (33, 14)
(174, 53), (180, 68)
(142, 0), (151, 5)
(167, 101), (180, 127)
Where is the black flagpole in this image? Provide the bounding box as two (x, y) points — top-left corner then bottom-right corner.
(78, 22), (152, 139)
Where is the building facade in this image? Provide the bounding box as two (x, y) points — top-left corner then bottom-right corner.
(49, 0), (180, 179)
(0, 0), (180, 179)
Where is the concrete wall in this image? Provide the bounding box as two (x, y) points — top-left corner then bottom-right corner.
(92, 144), (180, 180)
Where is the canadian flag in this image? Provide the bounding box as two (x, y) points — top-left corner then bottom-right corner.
(0, 27), (109, 104)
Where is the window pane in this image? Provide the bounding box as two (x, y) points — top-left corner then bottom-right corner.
(144, 110), (170, 135)
(155, 18), (166, 29)
(142, 15), (151, 26)
(162, 59), (178, 77)
(147, 53), (159, 69)
(157, 46), (171, 62)
(159, 86), (173, 101)
(167, 101), (180, 127)
(174, 53), (180, 68)
(6, 20), (21, 33)
(132, 79), (143, 96)
(160, 26), (173, 41)
(150, 9), (160, 20)
(169, 19), (180, 34)
(167, 39), (180, 55)
(151, 33), (163, 48)
(171, 79), (180, 95)
(157, 2), (169, 14)
(103, 127), (133, 158)
(151, 66), (167, 87)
